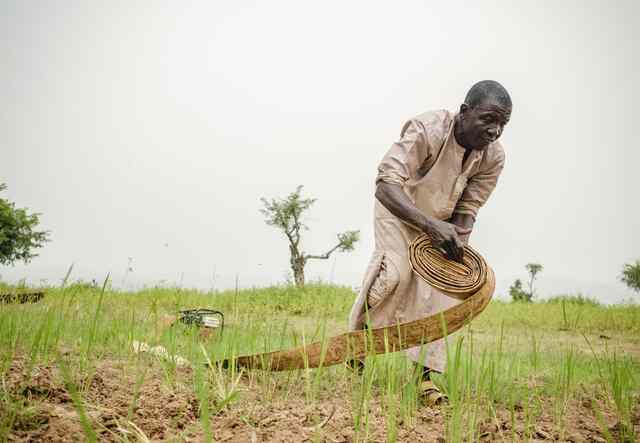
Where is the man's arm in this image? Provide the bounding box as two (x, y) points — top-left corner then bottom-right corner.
(376, 182), (469, 262)
(450, 213), (474, 245)
(451, 146), (506, 243)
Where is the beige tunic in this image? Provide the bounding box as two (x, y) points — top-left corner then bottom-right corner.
(348, 109), (505, 372)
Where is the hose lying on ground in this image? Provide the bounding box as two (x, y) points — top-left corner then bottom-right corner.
(215, 234), (495, 371)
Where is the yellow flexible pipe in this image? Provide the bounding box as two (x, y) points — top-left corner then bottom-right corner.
(216, 234), (495, 371)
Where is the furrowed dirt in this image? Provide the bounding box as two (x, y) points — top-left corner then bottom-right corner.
(2, 356), (638, 442)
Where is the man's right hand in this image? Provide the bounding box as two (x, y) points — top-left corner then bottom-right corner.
(422, 218), (465, 263)
(375, 183), (468, 263)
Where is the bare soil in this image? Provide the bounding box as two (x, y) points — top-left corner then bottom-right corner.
(3, 357), (638, 442)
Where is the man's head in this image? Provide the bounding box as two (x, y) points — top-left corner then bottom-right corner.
(456, 80), (512, 150)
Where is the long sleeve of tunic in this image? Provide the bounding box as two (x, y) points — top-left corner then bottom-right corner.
(453, 146), (505, 219)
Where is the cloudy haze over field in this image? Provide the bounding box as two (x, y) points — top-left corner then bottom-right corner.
(2, 1), (638, 303)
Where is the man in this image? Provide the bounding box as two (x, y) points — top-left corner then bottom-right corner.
(348, 80), (511, 404)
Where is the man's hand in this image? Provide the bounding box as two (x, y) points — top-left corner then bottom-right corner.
(376, 183), (473, 262)
(422, 218), (469, 262)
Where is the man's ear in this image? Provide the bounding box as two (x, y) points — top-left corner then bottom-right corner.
(459, 103), (469, 114)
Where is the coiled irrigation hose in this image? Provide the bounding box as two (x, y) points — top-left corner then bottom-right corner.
(215, 234), (495, 371)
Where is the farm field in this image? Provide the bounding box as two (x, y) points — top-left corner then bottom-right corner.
(1, 282), (639, 442)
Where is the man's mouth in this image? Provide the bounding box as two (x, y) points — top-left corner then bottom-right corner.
(482, 135), (496, 144)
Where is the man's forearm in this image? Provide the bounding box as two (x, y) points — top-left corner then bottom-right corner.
(450, 213), (475, 244)
(450, 213), (474, 231)
(375, 182), (432, 231)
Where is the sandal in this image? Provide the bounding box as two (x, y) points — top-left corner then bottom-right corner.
(345, 359), (365, 375)
(420, 380), (447, 406)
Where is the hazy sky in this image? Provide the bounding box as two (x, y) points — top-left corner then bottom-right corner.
(2, 1), (638, 303)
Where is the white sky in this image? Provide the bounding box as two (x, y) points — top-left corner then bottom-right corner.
(2, 1), (638, 303)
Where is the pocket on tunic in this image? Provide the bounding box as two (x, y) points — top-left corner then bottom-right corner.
(366, 252), (400, 309)
(452, 175), (468, 201)
(442, 175), (469, 219)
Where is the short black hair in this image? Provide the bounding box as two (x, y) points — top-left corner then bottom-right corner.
(464, 80), (512, 109)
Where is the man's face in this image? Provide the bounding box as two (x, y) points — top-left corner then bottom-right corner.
(459, 101), (511, 150)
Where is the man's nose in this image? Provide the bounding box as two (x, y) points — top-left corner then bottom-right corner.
(487, 125), (501, 138)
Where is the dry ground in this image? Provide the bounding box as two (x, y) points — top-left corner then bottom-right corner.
(4, 355), (639, 442)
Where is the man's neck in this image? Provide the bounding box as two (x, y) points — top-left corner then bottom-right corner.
(453, 114), (471, 151)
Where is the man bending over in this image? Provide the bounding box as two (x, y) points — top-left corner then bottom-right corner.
(348, 80), (512, 405)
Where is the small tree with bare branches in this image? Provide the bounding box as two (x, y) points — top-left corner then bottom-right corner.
(525, 263), (543, 298)
(261, 186), (359, 287)
(510, 263), (543, 302)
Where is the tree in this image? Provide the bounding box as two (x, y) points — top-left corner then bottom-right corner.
(509, 263), (543, 302)
(525, 263), (543, 298)
(261, 186), (359, 287)
(0, 184), (49, 265)
(620, 260), (640, 294)
(509, 278), (531, 302)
